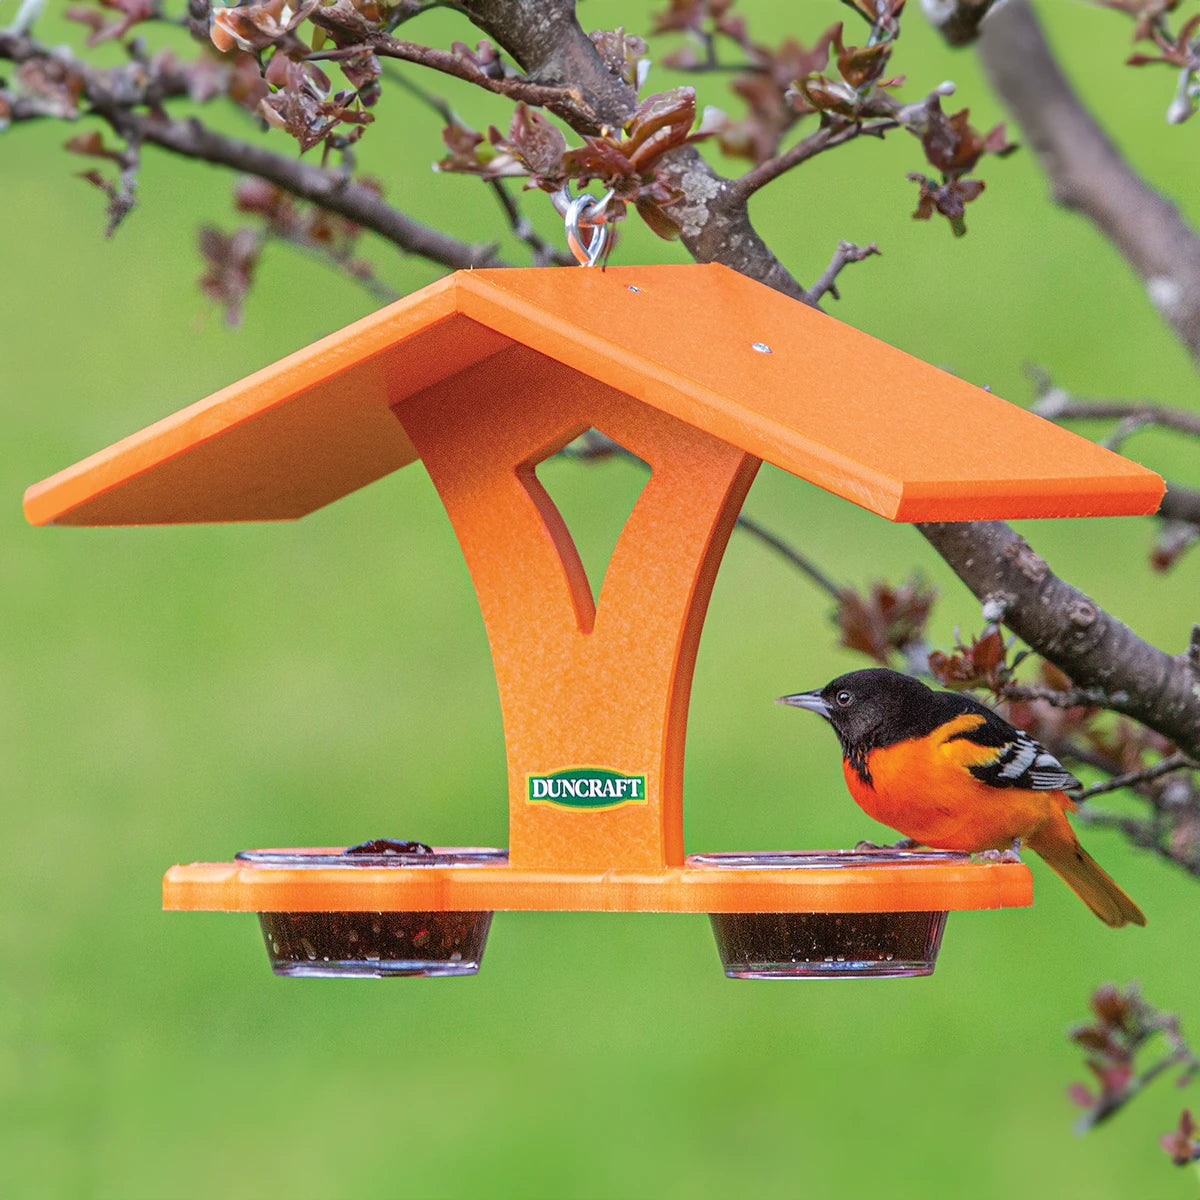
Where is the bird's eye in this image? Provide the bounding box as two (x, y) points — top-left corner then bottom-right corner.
(835, 690), (853, 707)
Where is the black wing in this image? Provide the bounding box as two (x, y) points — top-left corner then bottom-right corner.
(941, 697), (1081, 792)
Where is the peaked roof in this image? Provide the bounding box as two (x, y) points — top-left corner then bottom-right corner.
(24, 264), (1163, 526)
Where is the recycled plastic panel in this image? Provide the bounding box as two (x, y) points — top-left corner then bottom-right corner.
(162, 858), (1033, 914)
(24, 264), (1164, 527)
(395, 344), (758, 869)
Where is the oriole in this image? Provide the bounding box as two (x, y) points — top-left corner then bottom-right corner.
(779, 667), (1146, 928)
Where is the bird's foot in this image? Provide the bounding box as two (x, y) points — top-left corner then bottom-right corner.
(972, 839), (1024, 865)
(854, 837), (922, 852)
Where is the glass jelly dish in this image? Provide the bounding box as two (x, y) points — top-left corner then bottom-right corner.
(689, 850), (965, 979)
(235, 846), (506, 978)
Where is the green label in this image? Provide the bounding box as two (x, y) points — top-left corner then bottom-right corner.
(526, 767), (648, 810)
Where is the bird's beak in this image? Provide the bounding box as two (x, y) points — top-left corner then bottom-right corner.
(776, 690), (831, 719)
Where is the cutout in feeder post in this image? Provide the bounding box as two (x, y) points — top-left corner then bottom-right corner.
(24, 263), (1163, 980)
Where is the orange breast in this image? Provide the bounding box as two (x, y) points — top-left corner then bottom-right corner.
(842, 713), (1068, 851)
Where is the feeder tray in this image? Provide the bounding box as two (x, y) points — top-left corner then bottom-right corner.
(25, 264), (1163, 979)
(693, 852), (962, 978)
(239, 848), (505, 978)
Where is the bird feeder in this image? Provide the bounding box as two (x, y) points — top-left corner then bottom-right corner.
(25, 263), (1163, 980)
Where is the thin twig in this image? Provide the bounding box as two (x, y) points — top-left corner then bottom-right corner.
(728, 120), (896, 202)
(1073, 809), (1200, 876)
(732, 512), (844, 599)
(1046, 401), (1200, 442)
(1027, 365), (1200, 440)
(264, 229), (402, 304)
(488, 179), (575, 267)
(133, 113), (506, 269)
(807, 240), (882, 305)
(1075, 751), (1198, 801)
(310, 31), (584, 112)
(0, 28), (507, 271)
(558, 431), (844, 599)
(1076, 1045), (1198, 1132)
(381, 62), (458, 125)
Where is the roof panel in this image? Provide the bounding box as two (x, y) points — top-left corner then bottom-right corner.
(456, 266), (1164, 521)
(24, 264), (1163, 526)
(24, 290), (511, 525)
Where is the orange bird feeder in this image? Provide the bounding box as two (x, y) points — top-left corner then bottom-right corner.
(25, 263), (1163, 979)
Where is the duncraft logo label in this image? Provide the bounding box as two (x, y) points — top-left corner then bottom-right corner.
(527, 767), (648, 810)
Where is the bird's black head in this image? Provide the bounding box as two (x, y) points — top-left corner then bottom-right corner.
(777, 667), (940, 758)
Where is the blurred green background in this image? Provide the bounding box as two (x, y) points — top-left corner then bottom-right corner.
(4, 2), (1199, 1197)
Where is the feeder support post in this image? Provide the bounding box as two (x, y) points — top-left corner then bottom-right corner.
(396, 342), (759, 869)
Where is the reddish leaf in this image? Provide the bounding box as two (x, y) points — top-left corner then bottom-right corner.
(907, 173), (986, 236)
(1092, 984), (1136, 1029)
(64, 130), (121, 160)
(589, 28), (649, 87)
(835, 36), (894, 90)
(1161, 1110), (1199, 1166)
(928, 626), (1012, 689)
(651, 0), (740, 38)
(503, 103), (568, 176)
(623, 87), (699, 170)
(449, 39), (501, 76)
(197, 226), (262, 327)
(1071, 1025), (1117, 1054)
(226, 53), (270, 112)
(635, 193), (682, 240)
(907, 97), (1015, 188)
(834, 578), (935, 666)
(210, 0), (317, 54)
(66, 0), (155, 45)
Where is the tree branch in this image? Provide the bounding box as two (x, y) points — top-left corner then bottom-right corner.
(727, 120), (896, 203)
(133, 113), (504, 269)
(917, 520), (1200, 759)
(457, 0), (635, 131)
(455, 0), (814, 302)
(1001, 683), (1122, 709)
(1160, 482), (1200, 526)
(310, 31), (584, 113)
(0, 27), (505, 272)
(974, 0), (1200, 364)
(1034, 399), (1200, 439)
(1028, 367), (1200, 441)
(1075, 752), (1199, 802)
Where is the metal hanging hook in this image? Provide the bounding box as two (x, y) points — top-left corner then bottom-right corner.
(552, 183), (615, 268)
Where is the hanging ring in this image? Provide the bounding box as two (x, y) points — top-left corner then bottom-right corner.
(553, 183), (615, 268)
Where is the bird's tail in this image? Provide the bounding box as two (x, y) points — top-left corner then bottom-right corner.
(1027, 812), (1146, 928)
